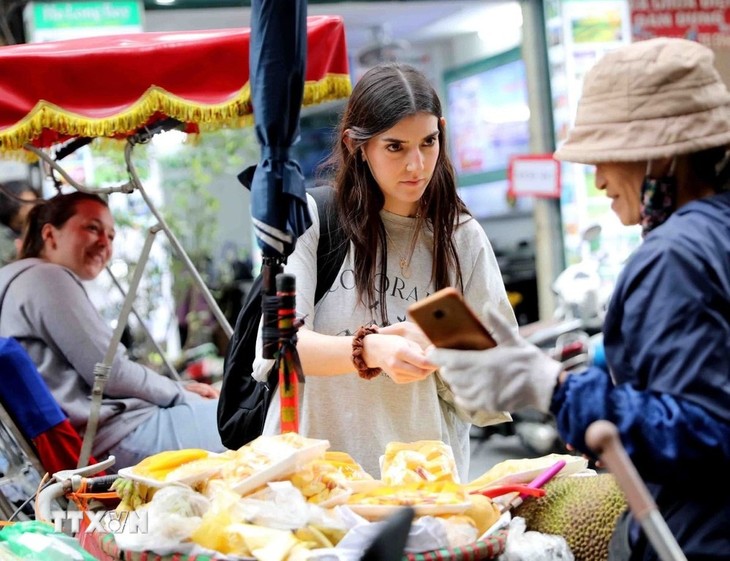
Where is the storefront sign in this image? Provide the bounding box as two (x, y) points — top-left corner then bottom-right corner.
(24, 1), (143, 42)
(508, 154), (561, 199)
(630, 0), (730, 49)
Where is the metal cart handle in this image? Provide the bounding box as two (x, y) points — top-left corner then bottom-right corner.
(586, 420), (688, 561)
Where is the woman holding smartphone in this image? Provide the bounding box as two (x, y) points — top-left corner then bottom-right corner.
(251, 63), (516, 480)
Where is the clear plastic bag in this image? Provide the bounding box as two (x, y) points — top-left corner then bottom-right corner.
(114, 485), (211, 554)
(499, 517), (574, 561)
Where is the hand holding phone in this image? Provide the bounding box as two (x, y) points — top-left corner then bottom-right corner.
(428, 307), (563, 413)
(407, 287), (496, 350)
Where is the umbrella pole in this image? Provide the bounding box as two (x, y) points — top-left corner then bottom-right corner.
(261, 258), (283, 359)
(104, 266), (181, 381)
(23, 143), (135, 196)
(586, 420), (688, 561)
(276, 273), (299, 434)
(124, 141), (233, 340)
(78, 223), (162, 468)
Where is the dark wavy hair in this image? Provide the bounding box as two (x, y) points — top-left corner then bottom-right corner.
(319, 63), (470, 324)
(19, 192), (108, 259)
(0, 180), (39, 234)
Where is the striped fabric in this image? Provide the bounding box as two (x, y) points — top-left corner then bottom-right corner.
(96, 533), (221, 561)
(405, 532), (508, 561)
(95, 529), (508, 561)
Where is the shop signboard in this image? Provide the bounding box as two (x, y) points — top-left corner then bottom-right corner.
(508, 155), (561, 199)
(24, 1), (143, 43)
(630, 0), (730, 49)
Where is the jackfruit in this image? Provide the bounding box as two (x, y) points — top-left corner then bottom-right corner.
(512, 474), (627, 561)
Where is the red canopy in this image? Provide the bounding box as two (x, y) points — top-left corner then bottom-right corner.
(0, 15), (350, 157)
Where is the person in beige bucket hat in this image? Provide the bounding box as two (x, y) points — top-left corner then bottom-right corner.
(429, 37), (730, 560)
(554, 37), (730, 164)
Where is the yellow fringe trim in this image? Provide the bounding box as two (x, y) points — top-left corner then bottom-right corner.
(0, 73), (351, 162)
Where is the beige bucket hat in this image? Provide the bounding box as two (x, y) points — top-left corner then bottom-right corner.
(554, 38), (730, 164)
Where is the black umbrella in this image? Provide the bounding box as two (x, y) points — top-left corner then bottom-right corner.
(247, 0), (311, 265)
(244, 0), (310, 432)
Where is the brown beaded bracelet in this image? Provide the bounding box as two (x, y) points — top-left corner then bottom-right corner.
(352, 324), (382, 380)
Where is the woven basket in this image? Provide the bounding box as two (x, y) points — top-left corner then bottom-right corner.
(91, 530), (508, 561)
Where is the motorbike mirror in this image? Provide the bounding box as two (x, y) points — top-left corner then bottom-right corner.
(582, 224), (602, 243)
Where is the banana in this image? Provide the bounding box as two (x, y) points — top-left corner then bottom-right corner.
(116, 499), (133, 514)
(111, 478), (153, 512)
(133, 449), (210, 480)
(128, 483), (142, 510)
(112, 478), (134, 504)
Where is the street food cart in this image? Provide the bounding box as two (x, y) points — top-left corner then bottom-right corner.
(0, 4), (669, 560)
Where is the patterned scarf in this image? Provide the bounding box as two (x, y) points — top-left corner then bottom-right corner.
(640, 159), (677, 237)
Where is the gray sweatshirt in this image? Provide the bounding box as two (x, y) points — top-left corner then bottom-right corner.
(0, 259), (189, 456)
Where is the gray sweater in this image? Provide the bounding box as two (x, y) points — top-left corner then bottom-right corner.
(0, 259), (189, 456)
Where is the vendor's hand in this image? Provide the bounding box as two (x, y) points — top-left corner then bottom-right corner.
(363, 333), (437, 384)
(185, 381), (220, 399)
(379, 321), (431, 350)
(565, 443), (603, 468)
(428, 309), (562, 413)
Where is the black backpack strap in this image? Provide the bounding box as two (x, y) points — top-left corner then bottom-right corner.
(217, 185), (348, 449)
(307, 185), (348, 304)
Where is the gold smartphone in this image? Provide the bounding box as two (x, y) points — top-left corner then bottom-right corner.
(407, 287), (497, 350)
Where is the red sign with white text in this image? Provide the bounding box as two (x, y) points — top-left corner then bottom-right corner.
(630, 0), (730, 49)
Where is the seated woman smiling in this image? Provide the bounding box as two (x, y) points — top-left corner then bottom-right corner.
(0, 192), (225, 470)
